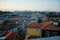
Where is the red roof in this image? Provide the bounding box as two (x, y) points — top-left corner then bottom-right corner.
(11, 18), (20, 22)
(6, 32), (16, 40)
(6, 32), (16, 37)
(41, 22), (49, 27)
(1, 32), (16, 37)
(1, 32), (9, 36)
(42, 23), (60, 30)
(26, 22), (60, 30)
(0, 24), (9, 28)
(26, 22), (40, 28)
(1, 32), (16, 39)
(46, 17), (53, 21)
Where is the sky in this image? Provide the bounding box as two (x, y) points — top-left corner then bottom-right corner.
(0, 0), (60, 11)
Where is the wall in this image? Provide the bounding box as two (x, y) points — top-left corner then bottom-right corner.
(27, 28), (41, 36)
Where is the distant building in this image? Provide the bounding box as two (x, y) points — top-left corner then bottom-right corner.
(0, 32), (16, 40)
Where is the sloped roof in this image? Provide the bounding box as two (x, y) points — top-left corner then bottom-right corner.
(1, 32), (16, 38)
(6, 32), (16, 38)
(41, 22), (60, 30)
(0, 24), (9, 28)
(1, 32), (9, 37)
(26, 22), (41, 28)
(11, 18), (20, 22)
(26, 22), (60, 30)
(42, 24), (60, 30)
(0, 18), (20, 30)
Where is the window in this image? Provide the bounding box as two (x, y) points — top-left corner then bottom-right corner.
(13, 28), (15, 32)
(36, 28), (40, 32)
(46, 31), (50, 37)
(29, 27), (32, 31)
(52, 32), (57, 36)
(17, 28), (20, 30)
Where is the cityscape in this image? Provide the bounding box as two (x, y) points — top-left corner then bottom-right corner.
(0, 11), (60, 40)
(0, 0), (60, 40)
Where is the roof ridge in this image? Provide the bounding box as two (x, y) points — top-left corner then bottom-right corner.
(41, 22), (49, 29)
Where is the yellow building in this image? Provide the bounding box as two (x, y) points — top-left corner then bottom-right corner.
(26, 22), (41, 39)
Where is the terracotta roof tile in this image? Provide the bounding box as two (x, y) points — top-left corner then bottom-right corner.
(27, 22), (41, 28)
(26, 22), (60, 30)
(1, 32), (9, 36)
(41, 22), (60, 30)
(6, 32), (16, 38)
